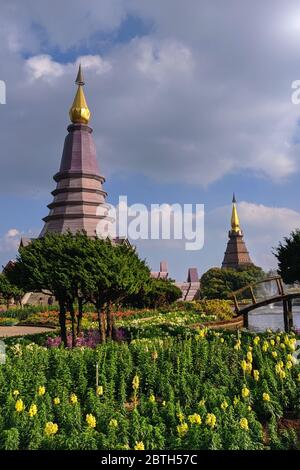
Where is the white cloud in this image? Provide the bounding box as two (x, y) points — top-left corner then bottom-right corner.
(1, 2), (300, 192)
(6, 229), (20, 238)
(26, 55), (65, 81)
(0, 229), (21, 254)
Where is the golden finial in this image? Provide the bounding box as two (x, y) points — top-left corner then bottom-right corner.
(231, 193), (241, 233)
(69, 64), (91, 124)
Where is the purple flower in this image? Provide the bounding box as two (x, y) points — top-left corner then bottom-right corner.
(45, 327), (127, 349)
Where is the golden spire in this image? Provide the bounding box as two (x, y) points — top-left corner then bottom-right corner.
(231, 193), (241, 233)
(69, 64), (91, 124)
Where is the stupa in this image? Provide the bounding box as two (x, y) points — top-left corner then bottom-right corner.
(221, 194), (253, 270)
(39, 65), (111, 238)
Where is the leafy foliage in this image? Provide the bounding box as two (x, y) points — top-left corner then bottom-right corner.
(6, 232), (151, 345)
(274, 229), (300, 285)
(0, 330), (299, 450)
(200, 266), (265, 299)
(125, 278), (182, 309)
(0, 273), (24, 308)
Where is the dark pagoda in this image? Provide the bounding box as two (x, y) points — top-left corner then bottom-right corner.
(221, 194), (253, 270)
(40, 65), (110, 238)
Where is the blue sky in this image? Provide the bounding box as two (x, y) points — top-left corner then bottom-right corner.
(2, 0), (300, 279)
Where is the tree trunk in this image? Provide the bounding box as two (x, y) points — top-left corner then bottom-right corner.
(77, 297), (83, 336)
(58, 301), (68, 347)
(106, 302), (114, 339)
(96, 301), (106, 343)
(69, 301), (76, 348)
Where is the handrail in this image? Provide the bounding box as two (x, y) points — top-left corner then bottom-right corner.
(228, 276), (284, 299)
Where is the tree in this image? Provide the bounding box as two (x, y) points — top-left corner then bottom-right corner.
(6, 232), (93, 347)
(125, 278), (182, 309)
(6, 232), (153, 346)
(274, 229), (300, 285)
(200, 266), (264, 300)
(82, 240), (151, 342)
(0, 273), (24, 309)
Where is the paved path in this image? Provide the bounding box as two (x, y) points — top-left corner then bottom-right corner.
(0, 326), (56, 338)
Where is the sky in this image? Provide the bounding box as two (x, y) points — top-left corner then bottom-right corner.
(1, 0), (300, 280)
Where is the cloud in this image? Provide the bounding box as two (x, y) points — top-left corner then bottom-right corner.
(0, 1), (300, 195)
(25, 54), (111, 82)
(0, 229), (21, 255)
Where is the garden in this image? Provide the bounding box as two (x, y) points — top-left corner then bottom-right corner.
(0, 329), (299, 450)
(0, 232), (300, 451)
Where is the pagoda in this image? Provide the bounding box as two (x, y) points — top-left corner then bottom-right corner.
(39, 65), (111, 238)
(221, 194), (253, 270)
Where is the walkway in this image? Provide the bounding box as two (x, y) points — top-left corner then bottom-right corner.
(0, 326), (56, 338)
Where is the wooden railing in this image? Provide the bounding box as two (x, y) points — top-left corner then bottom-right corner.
(229, 276), (285, 313)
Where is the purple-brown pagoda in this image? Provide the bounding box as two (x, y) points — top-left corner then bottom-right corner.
(221, 194), (253, 270)
(40, 65), (110, 238)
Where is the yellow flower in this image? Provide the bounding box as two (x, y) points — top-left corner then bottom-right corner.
(15, 399), (25, 413)
(233, 396), (240, 406)
(96, 386), (104, 396)
(234, 340), (241, 351)
(152, 351), (158, 360)
(275, 362), (286, 379)
(253, 370), (259, 381)
(280, 343), (286, 350)
(272, 351), (278, 359)
(70, 393), (78, 404)
(286, 361), (293, 370)
(239, 417), (249, 431)
(86, 413), (96, 428)
(109, 419), (118, 428)
(44, 422), (58, 436)
(248, 405), (252, 411)
(270, 339), (275, 346)
(188, 413), (202, 425)
(53, 397), (60, 405)
(220, 338), (225, 343)
(263, 393), (270, 402)
(177, 412), (185, 423)
(38, 386), (46, 396)
(134, 441), (145, 450)
(242, 386), (250, 399)
(241, 360), (247, 372)
(221, 400), (228, 410)
(276, 335), (281, 344)
(199, 399), (206, 407)
(247, 351), (253, 363)
(288, 338), (296, 351)
(28, 404), (37, 417)
(205, 413), (217, 428)
(132, 375), (140, 391)
(177, 422), (189, 436)
(280, 370), (286, 379)
(246, 362), (252, 374)
(253, 336), (260, 346)
(12, 390), (19, 398)
(196, 328), (207, 340)
(149, 394), (156, 403)
(284, 334), (290, 345)
(162, 400), (166, 406)
(262, 341), (269, 352)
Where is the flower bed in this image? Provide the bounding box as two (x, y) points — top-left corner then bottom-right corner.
(0, 330), (299, 450)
